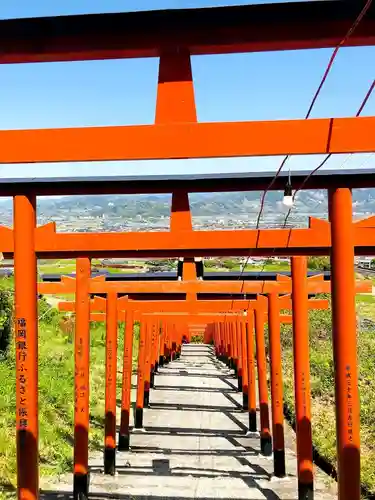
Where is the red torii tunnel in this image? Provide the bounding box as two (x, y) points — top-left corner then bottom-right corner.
(39, 260), (370, 499)
(0, 1), (374, 500)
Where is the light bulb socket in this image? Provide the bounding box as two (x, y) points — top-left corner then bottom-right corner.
(282, 182), (294, 207)
(284, 182), (293, 197)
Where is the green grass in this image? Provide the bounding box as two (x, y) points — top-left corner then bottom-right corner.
(257, 263), (290, 272)
(0, 296), (139, 498)
(38, 260), (144, 276)
(356, 294), (375, 321)
(204, 262), (291, 273)
(103, 267), (139, 274)
(38, 261), (76, 275)
(356, 294), (375, 304)
(280, 304), (375, 495)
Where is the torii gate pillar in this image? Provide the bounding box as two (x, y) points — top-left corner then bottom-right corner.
(330, 188), (360, 500)
(14, 194), (38, 500)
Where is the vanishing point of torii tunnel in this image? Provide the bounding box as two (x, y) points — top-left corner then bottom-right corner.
(0, 1), (375, 500)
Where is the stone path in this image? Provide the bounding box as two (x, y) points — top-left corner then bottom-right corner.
(41, 344), (337, 499)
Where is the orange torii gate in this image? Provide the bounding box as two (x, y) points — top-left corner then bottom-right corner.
(57, 294), (305, 454)
(1, 3), (374, 500)
(5, 132), (374, 500)
(57, 293), (329, 446)
(42, 270), (370, 481)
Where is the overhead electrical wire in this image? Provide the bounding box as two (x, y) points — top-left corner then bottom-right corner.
(254, 0), (374, 232)
(282, 78), (375, 228)
(227, 0), (374, 314)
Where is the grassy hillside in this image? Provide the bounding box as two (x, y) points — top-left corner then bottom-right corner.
(0, 290), (139, 498)
(280, 305), (375, 495)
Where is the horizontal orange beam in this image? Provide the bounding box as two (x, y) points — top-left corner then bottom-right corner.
(34, 219), (332, 254)
(60, 299), (256, 314)
(88, 312), (294, 324)
(38, 275), (371, 295)
(0, 218), (329, 257)
(0, 117), (373, 164)
(0, 2), (373, 64)
(3, 217), (375, 258)
(141, 312), (297, 325)
(59, 296), (329, 314)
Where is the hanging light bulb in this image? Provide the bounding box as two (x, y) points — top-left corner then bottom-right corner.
(283, 168), (294, 208)
(283, 183), (293, 207)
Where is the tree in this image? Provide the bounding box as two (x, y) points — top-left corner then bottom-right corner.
(145, 259), (177, 269)
(223, 259), (237, 270)
(307, 256), (330, 271)
(204, 260), (217, 269)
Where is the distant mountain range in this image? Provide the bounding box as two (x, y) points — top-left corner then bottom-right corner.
(0, 188), (374, 221)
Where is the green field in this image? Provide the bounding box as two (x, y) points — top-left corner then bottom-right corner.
(356, 293), (375, 321)
(37, 258), (291, 276)
(37, 259), (140, 276)
(204, 261), (291, 273)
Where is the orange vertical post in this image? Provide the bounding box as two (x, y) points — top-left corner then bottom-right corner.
(233, 319), (239, 372)
(220, 322), (226, 361)
(215, 323), (220, 357)
(330, 188), (360, 500)
(155, 48), (197, 125)
(254, 303), (272, 456)
(228, 322), (232, 367)
(240, 317), (249, 410)
(219, 322), (224, 361)
(224, 322), (229, 362)
(14, 194), (38, 500)
(222, 322), (228, 364)
(218, 322), (224, 360)
(236, 320), (243, 392)
(170, 323), (177, 361)
(104, 291), (118, 475)
(135, 319), (147, 428)
(157, 46), (197, 363)
(73, 257), (91, 499)
(143, 320), (152, 408)
(203, 323), (213, 345)
(164, 322), (171, 364)
(291, 256), (314, 500)
(175, 324), (182, 359)
(118, 311), (134, 451)
(226, 322), (231, 367)
(159, 322), (166, 367)
(213, 323), (218, 357)
(150, 321), (157, 389)
(246, 311), (257, 433)
(268, 292), (286, 477)
(154, 320), (161, 373)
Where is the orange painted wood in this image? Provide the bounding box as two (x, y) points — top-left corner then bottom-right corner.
(0, 117), (373, 164)
(14, 195), (38, 500)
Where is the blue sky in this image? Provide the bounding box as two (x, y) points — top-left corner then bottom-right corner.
(0, 0), (374, 179)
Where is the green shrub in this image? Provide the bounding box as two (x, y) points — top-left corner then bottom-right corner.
(190, 334), (204, 344)
(222, 259), (237, 270)
(307, 256), (330, 271)
(38, 297), (59, 325)
(0, 289), (13, 357)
